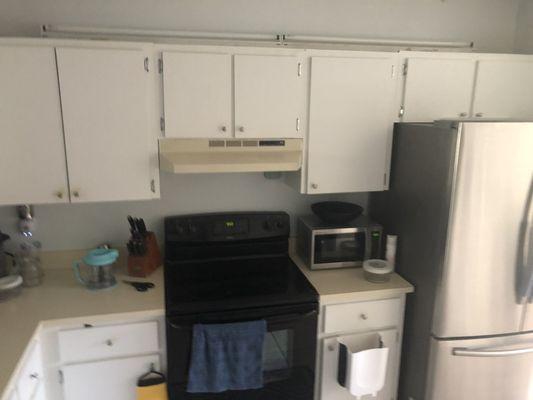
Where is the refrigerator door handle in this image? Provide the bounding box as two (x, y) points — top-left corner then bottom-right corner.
(453, 344), (533, 358)
(517, 176), (533, 303)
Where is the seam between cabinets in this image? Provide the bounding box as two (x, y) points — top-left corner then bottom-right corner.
(53, 48), (72, 203)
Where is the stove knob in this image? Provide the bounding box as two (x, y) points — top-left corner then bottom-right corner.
(263, 220), (273, 231)
(175, 223), (186, 235)
(189, 224), (199, 234)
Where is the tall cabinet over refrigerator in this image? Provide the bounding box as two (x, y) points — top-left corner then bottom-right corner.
(370, 121), (533, 400)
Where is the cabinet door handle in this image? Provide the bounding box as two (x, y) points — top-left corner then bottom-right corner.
(220, 126), (227, 132)
(106, 339), (114, 346)
(459, 112), (468, 117)
(360, 313), (368, 320)
(475, 112), (484, 117)
(72, 190), (80, 198)
(29, 373), (39, 380)
(238, 126), (245, 133)
(311, 183), (318, 189)
(55, 191), (64, 199)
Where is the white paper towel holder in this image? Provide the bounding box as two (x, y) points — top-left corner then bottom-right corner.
(337, 333), (389, 399)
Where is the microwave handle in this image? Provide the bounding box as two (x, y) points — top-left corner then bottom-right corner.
(168, 309), (317, 330)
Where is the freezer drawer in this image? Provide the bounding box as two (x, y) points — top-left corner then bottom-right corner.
(426, 332), (533, 400)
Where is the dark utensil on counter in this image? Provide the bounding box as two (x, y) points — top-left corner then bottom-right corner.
(123, 280), (155, 292)
(311, 201), (364, 224)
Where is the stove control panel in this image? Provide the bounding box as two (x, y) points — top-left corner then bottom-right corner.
(165, 212), (290, 242)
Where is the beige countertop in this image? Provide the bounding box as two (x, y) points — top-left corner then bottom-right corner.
(0, 249), (413, 394)
(0, 250), (164, 393)
(290, 253), (414, 304)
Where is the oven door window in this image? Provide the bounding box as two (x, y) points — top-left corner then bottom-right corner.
(263, 329), (293, 382)
(314, 232), (365, 264)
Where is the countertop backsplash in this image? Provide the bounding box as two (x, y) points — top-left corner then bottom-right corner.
(0, 172), (367, 252)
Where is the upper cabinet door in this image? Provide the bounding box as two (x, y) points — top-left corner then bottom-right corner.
(473, 59), (533, 119)
(402, 58), (476, 122)
(56, 47), (156, 203)
(307, 55), (398, 194)
(162, 52), (232, 138)
(234, 55), (304, 138)
(0, 45), (68, 205)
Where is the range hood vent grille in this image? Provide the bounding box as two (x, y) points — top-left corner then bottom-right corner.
(160, 138), (303, 174)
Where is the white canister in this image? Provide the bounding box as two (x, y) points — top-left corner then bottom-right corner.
(363, 259), (393, 283)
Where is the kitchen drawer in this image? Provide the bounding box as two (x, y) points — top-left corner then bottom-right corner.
(323, 298), (401, 334)
(58, 321), (159, 363)
(16, 341), (43, 400)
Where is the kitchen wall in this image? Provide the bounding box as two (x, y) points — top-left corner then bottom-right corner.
(0, 0), (524, 53)
(0, 173), (367, 251)
(515, 0), (533, 53)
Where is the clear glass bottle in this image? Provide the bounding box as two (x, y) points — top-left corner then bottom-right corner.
(16, 242), (44, 287)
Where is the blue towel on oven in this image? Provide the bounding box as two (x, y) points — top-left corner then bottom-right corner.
(186, 320), (267, 393)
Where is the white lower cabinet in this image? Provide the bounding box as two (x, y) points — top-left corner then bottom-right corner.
(61, 354), (160, 400)
(31, 384), (45, 400)
(317, 296), (405, 400)
(16, 342), (44, 400)
(321, 329), (398, 400)
(6, 391), (19, 400)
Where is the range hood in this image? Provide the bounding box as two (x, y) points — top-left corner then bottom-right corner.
(159, 138), (303, 173)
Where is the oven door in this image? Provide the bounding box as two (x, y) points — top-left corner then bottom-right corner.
(166, 303), (318, 400)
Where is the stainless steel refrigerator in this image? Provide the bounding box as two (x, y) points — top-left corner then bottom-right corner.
(369, 121), (533, 400)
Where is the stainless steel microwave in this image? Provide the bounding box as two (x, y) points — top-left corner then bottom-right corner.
(296, 215), (383, 270)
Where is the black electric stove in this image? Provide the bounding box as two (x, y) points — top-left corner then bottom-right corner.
(164, 212), (319, 400)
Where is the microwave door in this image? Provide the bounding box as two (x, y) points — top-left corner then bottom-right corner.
(313, 231), (366, 268)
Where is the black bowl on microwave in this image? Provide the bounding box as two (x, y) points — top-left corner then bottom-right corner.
(311, 201), (364, 224)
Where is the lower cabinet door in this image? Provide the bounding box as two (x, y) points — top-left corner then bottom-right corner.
(6, 390), (20, 400)
(31, 382), (46, 400)
(320, 329), (398, 400)
(62, 354), (160, 400)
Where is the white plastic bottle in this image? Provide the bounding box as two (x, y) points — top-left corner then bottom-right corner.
(385, 235), (397, 269)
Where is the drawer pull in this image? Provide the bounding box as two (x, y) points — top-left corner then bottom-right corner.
(360, 313), (368, 320)
(106, 339), (114, 347)
(29, 373), (39, 380)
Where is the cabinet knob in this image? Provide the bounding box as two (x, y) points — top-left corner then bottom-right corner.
(238, 126), (245, 133)
(311, 183), (318, 189)
(72, 190), (80, 198)
(220, 126), (227, 132)
(475, 112), (484, 117)
(55, 191), (64, 199)
(360, 313), (368, 320)
(106, 339), (114, 346)
(459, 112), (468, 117)
(328, 344), (336, 352)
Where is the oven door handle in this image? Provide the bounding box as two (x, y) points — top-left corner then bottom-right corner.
(168, 309), (317, 330)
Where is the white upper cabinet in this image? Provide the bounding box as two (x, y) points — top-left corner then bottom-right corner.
(56, 47), (158, 203)
(472, 58), (533, 119)
(234, 54), (304, 138)
(0, 45), (69, 205)
(402, 57), (476, 122)
(306, 54), (398, 194)
(162, 52), (232, 138)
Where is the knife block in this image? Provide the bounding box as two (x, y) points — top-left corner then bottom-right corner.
(127, 232), (162, 278)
